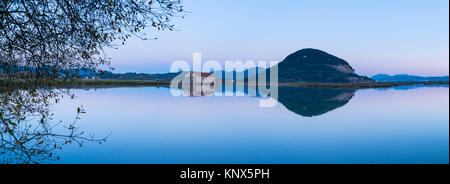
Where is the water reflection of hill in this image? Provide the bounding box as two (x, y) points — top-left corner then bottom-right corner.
(177, 83), (356, 117)
(251, 86), (355, 117)
(276, 87), (355, 117)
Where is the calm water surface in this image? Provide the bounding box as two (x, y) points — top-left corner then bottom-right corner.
(47, 85), (448, 164)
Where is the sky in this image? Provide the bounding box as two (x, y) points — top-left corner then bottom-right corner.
(105, 0), (449, 76)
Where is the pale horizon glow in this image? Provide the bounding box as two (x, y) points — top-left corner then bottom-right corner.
(105, 0), (449, 77)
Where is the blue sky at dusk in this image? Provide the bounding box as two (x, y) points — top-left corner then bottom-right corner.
(105, 0), (449, 76)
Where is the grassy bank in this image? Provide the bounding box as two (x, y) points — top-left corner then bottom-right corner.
(76, 80), (448, 89)
(2, 79), (448, 89)
(278, 81), (449, 88)
(71, 79), (170, 86)
(0, 79), (170, 90)
(58, 80), (171, 89)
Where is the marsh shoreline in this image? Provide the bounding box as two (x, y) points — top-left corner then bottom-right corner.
(66, 80), (449, 89)
(1, 79), (448, 89)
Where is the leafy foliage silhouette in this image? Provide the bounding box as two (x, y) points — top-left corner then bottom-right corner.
(1, 0), (183, 163)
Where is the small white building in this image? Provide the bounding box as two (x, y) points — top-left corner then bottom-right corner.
(182, 72), (216, 96)
(183, 72), (215, 85)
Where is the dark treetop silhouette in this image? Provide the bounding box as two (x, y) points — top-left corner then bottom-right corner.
(0, 0), (183, 163)
(0, 0), (183, 85)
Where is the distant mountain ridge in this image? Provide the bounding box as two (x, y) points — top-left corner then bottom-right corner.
(6, 49), (445, 84)
(214, 67), (265, 81)
(92, 68), (265, 82)
(372, 74), (449, 82)
(0, 62), (99, 78)
(96, 71), (181, 81)
(79, 48), (376, 83)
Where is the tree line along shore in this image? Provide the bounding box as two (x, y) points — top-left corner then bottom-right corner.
(1, 78), (448, 89)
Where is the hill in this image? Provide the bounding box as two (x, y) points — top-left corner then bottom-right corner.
(272, 48), (373, 83)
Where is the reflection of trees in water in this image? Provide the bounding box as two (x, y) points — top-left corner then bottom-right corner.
(0, 88), (107, 164)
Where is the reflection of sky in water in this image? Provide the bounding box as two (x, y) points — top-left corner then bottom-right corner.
(50, 86), (449, 163)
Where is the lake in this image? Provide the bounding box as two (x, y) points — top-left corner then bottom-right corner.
(7, 85), (449, 164)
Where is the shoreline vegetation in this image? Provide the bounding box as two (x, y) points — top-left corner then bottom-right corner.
(277, 81), (449, 89)
(71, 80), (450, 89)
(2, 79), (448, 89)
